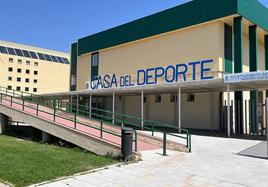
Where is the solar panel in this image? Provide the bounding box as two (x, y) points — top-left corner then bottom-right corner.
(50, 55), (58, 62)
(22, 50), (31, 58)
(0, 46), (8, 54)
(29, 51), (38, 59)
(14, 48), (24, 57)
(7, 47), (16, 55)
(56, 56), (64, 63)
(63, 58), (70, 64)
(37, 53), (46, 60)
(44, 54), (53, 61)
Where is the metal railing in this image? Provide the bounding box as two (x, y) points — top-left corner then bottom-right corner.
(0, 86), (192, 153)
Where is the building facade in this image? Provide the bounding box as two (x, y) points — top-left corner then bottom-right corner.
(70, 0), (268, 135)
(0, 40), (70, 94)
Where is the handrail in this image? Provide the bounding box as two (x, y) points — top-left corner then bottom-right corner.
(0, 86), (192, 153)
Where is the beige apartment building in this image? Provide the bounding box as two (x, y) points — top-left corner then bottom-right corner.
(0, 40), (70, 94)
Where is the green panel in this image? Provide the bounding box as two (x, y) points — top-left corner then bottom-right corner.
(265, 35), (268, 96)
(70, 43), (78, 91)
(235, 91), (243, 134)
(224, 24), (233, 73)
(238, 0), (268, 32)
(249, 25), (257, 72)
(234, 16), (243, 73)
(78, 0), (238, 55)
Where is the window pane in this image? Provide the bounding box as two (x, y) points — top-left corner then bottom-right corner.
(0, 46), (8, 54)
(29, 51), (38, 59)
(7, 47), (16, 55)
(37, 53), (46, 60)
(15, 49), (24, 57)
(44, 54), (52, 61)
(22, 50), (31, 58)
(91, 53), (99, 67)
(50, 55), (58, 62)
(63, 58), (70, 64)
(56, 56), (64, 63)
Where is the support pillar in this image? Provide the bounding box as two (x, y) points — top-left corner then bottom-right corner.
(141, 90), (144, 129)
(0, 113), (8, 134)
(89, 94), (92, 118)
(177, 87), (181, 129)
(112, 93), (115, 124)
(227, 84), (231, 137)
(42, 132), (52, 143)
(234, 16), (244, 134)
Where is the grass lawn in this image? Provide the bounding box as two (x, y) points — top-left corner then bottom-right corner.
(0, 135), (117, 187)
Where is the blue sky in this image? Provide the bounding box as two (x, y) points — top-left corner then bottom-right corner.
(0, 0), (267, 53)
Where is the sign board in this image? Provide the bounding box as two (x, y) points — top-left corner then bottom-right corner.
(224, 71), (268, 83)
(86, 59), (214, 90)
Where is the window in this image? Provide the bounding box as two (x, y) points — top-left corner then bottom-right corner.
(17, 68), (22, 73)
(7, 86), (12, 90)
(34, 71), (38, 75)
(25, 78), (30, 83)
(29, 51), (38, 59)
(143, 96), (147, 103)
(63, 58), (70, 64)
(8, 58), (13, 63)
(22, 50), (31, 58)
(34, 79), (38, 83)
(34, 62), (38, 66)
(8, 76), (12, 81)
(8, 67), (13, 72)
(71, 74), (76, 86)
(7, 47), (16, 55)
(170, 95), (177, 102)
(16, 86), (21, 91)
(56, 56), (64, 63)
(14, 49), (24, 57)
(17, 77), (21, 82)
(26, 61), (30, 65)
(155, 95), (161, 103)
(17, 59), (22, 64)
(91, 52), (99, 80)
(50, 55), (58, 62)
(0, 46), (8, 54)
(26, 70), (30, 74)
(187, 94), (195, 102)
(25, 87), (29, 92)
(37, 53), (46, 60)
(44, 54), (52, 61)
(33, 88), (37, 92)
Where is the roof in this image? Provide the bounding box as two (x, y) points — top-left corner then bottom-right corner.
(76, 0), (268, 56)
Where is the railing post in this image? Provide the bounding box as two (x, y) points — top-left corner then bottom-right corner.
(135, 131), (138, 152)
(163, 133), (167, 156)
(22, 100), (25, 111)
(74, 114), (77, 129)
(188, 134), (192, 153)
(0, 93), (2, 102)
(10, 96), (13, 106)
(53, 107), (56, 122)
(100, 121), (103, 138)
(152, 122), (154, 136)
(36, 103), (39, 116)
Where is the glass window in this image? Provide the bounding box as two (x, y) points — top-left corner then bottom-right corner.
(63, 58), (70, 64)
(25, 87), (29, 92)
(17, 77), (21, 82)
(34, 62), (38, 66)
(16, 86), (21, 91)
(37, 53), (46, 60)
(33, 88), (37, 92)
(7, 47), (16, 55)
(0, 46), (8, 54)
(17, 68), (22, 73)
(56, 56), (64, 63)
(29, 51), (38, 59)
(44, 54), (52, 61)
(8, 67), (13, 72)
(26, 61), (30, 65)
(187, 94), (195, 102)
(155, 95), (161, 103)
(17, 59), (22, 64)
(26, 70), (30, 74)
(8, 76), (12, 81)
(34, 71), (38, 75)
(9, 58), (13, 63)
(7, 86), (12, 90)
(71, 74), (76, 86)
(91, 53), (99, 67)
(22, 50), (31, 58)
(50, 55), (58, 62)
(170, 95), (177, 102)
(25, 78), (29, 83)
(14, 49), (24, 57)
(34, 79), (37, 83)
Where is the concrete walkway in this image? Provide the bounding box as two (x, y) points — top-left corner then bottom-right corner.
(32, 135), (268, 187)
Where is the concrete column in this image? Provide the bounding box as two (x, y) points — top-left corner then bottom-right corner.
(42, 132), (52, 143)
(112, 93), (115, 124)
(141, 90), (144, 129)
(0, 113), (8, 134)
(227, 84), (231, 137)
(178, 87), (181, 129)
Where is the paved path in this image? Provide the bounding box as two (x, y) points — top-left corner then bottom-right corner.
(33, 135), (268, 187)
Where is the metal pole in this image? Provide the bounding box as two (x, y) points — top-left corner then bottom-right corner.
(141, 90), (144, 129)
(89, 94), (92, 118)
(76, 94), (79, 114)
(227, 84), (231, 137)
(112, 93), (115, 124)
(266, 98), (268, 159)
(178, 87), (181, 129)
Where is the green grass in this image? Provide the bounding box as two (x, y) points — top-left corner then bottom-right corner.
(0, 135), (117, 187)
